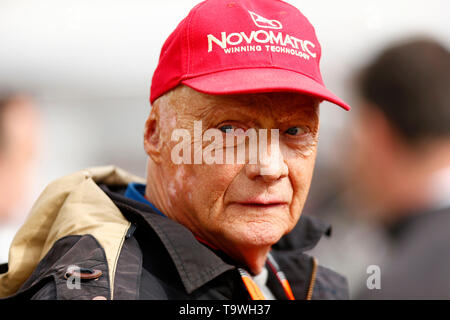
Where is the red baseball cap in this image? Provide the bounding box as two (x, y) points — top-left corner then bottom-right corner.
(150, 0), (350, 111)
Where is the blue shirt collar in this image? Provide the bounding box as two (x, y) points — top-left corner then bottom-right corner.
(124, 182), (166, 217)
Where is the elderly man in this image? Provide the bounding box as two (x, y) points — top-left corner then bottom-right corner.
(0, 0), (350, 300)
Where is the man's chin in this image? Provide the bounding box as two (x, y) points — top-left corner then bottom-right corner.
(225, 221), (285, 248)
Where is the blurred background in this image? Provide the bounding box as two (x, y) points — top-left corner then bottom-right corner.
(0, 0), (449, 298)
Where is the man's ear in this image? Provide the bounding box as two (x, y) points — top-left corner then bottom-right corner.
(144, 107), (162, 164)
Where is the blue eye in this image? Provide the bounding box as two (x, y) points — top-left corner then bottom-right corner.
(219, 124), (234, 133)
(285, 126), (306, 136)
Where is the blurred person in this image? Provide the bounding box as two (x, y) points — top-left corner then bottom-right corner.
(0, 94), (40, 264)
(0, 0), (351, 300)
(349, 38), (450, 299)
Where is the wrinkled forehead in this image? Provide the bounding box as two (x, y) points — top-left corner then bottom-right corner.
(157, 85), (320, 120)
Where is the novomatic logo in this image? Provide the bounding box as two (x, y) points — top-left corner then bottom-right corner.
(248, 11), (282, 29)
(206, 10), (316, 60)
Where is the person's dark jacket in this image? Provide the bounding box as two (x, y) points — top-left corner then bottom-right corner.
(0, 166), (348, 300)
(357, 205), (450, 299)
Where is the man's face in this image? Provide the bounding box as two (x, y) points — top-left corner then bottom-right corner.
(154, 86), (319, 251)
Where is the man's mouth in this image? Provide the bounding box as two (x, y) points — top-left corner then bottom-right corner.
(233, 197), (289, 208)
(236, 202), (288, 208)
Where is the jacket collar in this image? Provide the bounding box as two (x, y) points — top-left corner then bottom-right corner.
(101, 184), (235, 293)
(100, 184), (331, 294)
(272, 213), (331, 253)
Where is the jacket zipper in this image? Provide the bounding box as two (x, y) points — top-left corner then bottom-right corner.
(306, 257), (318, 300)
(125, 223), (137, 239)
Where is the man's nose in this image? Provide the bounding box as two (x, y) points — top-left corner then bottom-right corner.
(244, 141), (288, 183)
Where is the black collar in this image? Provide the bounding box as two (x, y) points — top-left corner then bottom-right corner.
(101, 184), (234, 293)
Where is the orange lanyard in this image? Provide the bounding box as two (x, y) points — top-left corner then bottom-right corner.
(238, 253), (295, 300)
(195, 236), (295, 300)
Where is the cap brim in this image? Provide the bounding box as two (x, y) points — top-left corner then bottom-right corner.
(182, 68), (350, 111)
